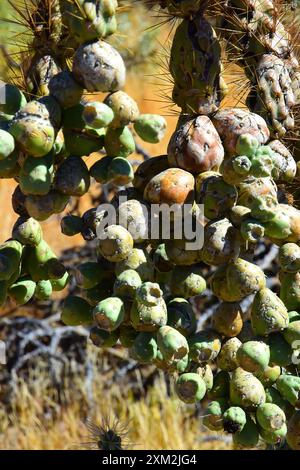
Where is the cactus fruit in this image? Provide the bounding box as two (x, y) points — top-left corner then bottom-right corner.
(130, 332), (158, 363)
(82, 101), (114, 129)
(223, 407), (247, 434)
(196, 172), (237, 220)
(12, 217), (42, 246)
(0, 84), (26, 116)
(201, 218), (240, 266)
(260, 424), (288, 446)
(236, 340), (270, 374)
(105, 91), (139, 128)
(61, 215), (84, 236)
(276, 375), (300, 408)
(168, 116), (224, 174)
(251, 288), (289, 336)
(130, 282), (167, 331)
(61, 296), (93, 326)
(104, 126), (135, 158)
(175, 373), (206, 404)
(286, 411), (300, 450)
(189, 329), (222, 363)
(90, 326), (119, 348)
(256, 403), (286, 432)
(144, 168), (194, 207)
(98, 225), (133, 262)
(203, 398), (228, 431)
(283, 321), (300, 347)
(230, 368), (266, 410)
(169, 266), (206, 298)
(157, 325), (189, 361)
(0, 129), (15, 160)
(217, 337), (242, 372)
(280, 271), (300, 311)
(73, 40), (126, 92)
(114, 248), (154, 281)
(134, 114), (166, 144)
(93, 297), (124, 331)
(212, 302), (243, 337)
(232, 416), (260, 449)
(167, 298), (196, 337)
(113, 269), (142, 299)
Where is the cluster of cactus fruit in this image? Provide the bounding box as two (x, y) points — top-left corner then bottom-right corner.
(1, 0), (300, 450)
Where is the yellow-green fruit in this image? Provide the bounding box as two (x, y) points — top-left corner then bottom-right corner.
(236, 340), (270, 374)
(24, 191), (69, 221)
(279, 243), (300, 272)
(260, 424), (287, 446)
(19, 154), (54, 196)
(82, 101), (114, 129)
(61, 296), (93, 326)
(93, 297), (124, 332)
(283, 321), (300, 347)
(130, 282), (167, 331)
(203, 398), (228, 431)
(226, 259), (266, 301)
(280, 271), (300, 311)
(105, 91), (139, 128)
(35, 279), (53, 300)
(10, 113), (55, 158)
(251, 288), (289, 336)
(134, 114), (167, 144)
(286, 411), (300, 450)
(188, 329), (222, 363)
(230, 368), (266, 410)
(0, 149), (20, 178)
(104, 126), (135, 158)
(212, 302), (243, 337)
(175, 373), (206, 404)
(191, 364), (213, 391)
(223, 407), (247, 434)
(0, 83), (26, 115)
(169, 266), (206, 298)
(196, 171), (237, 220)
(50, 271), (69, 292)
(48, 71), (83, 109)
(165, 239), (201, 266)
(256, 403), (286, 432)
(217, 337), (242, 372)
(276, 374), (300, 407)
(8, 276), (36, 305)
(107, 157), (134, 186)
(54, 156), (90, 196)
(98, 225), (133, 262)
(256, 365), (281, 388)
(113, 269), (142, 299)
(114, 248), (155, 281)
(90, 326), (119, 348)
(157, 325), (189, 361)
(12, 217), (42, 246)
(117, 199), (149, 244)
(0, 129), (15, 160)
(130, 332), (157, 363)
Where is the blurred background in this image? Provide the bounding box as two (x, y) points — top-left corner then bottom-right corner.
(0, 0), (235, 450)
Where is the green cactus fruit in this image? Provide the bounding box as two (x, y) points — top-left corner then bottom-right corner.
(82, 282), (113, 306)
(265, 387), (287, 409)
(104, 126), (135, 158)
(39, 95), (62, 131)
(113, 269), (142, 299)
(119, 325), (137, 348)
(93, 297), (124, 332)
(208, 371), (230, 399)
(49, 71), (83, 109)
(276, 374), (300, 407)
(256, 365), (281, 388)
(157, 325), (189, 361)
(152, 244), (174, 273)
(283, 321), (300, 347)
(12, 217), (42, 246)
(269, 140), (296, 182)
(256, 403), (286, 432)
(212, 302), (243, 337)
(169, 266), (206, 299)
(34, 279), (53, 300)
(169, 18), (225, 114)
(212, 108), (270, 157)
(251, 288), (289, 336)
(8, 276), (36, 305)
(19, 154), (54, 196)
(61, 215), (83, 236)
(0, 281), (7, 306)
(90, 156), (114, 184)
(63, 127), (104, 157)
(263, 209), (292, 241)
(73, 40), (126, 93)
(238, 177), (278, 222)
(175, 373), (206, 404)
(24, 191), (69, 221)
(232, 155), (252, 176)
(236, 340), (270, 374)
(10, 105), (55, 157)
(165, 239), (201, 267)
(82, 101), (114, 129)
(267, 333), (293, 367)
(61, 0), (117, 43)
(235, 134), (260, 157)
(0, 239), (23, 281)
(0, 129), (15, 160)
(54, 156), (90, 196)
(133, 155), (169, 193)
(115, 248), (155, 281)
(23, 239), (57, 281)
(259, 424), (287, 446)
(98, 225), (133, 262)
(189, 329), (222, 363)
(131, 282), (167, 331)
(228, 205), (251, 228)
(220, 157), (250, 186)
(75, 262), (105, 289)
(61, 296), (93, 326)
(134, 114), (166, 144)
(279, 243), (300, 272)
(223, 407), (247, 434)
(107, 157), (134, 186)
(104, 91), (139, 128)
(217, 337), (242, 372)
(167, 298), (196, 337)
(232, 416), (260, 449)
(90, 326), (119, 348)
(201, 218), (240, 266)
(168, 116), (224, 174)
(0, 84), (26, 115)
(280, 271), (300, 311)
(0, 149), (20, 178)
(130, 332), (158, 363)
(50, 271), (69, 292)
(286, 410), (300, 450)
(230, 368), (266, 410)
(227, 258), (266, 302)
(203, 398), (228, 431)
(196, 171), (237, 220)
(288, 311), (300, 322)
